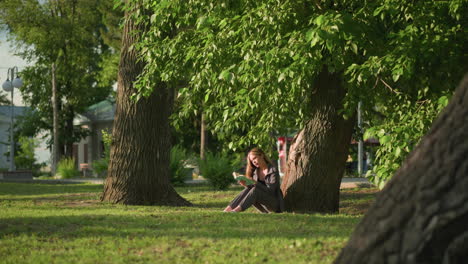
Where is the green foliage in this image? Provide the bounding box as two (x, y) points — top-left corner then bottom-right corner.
(364, 93), (450, 189)
(0, 92), (10, 105)
(14, 136), (43, 175)
(169, 145), (191, 186)
(198, 152), (236, 190)
(129, 0), (466, 154)
(91, 158), (108, 178)
(0, 0), (116, 150)
(91, 130), (112, 177)
(56, 157), (79, 179)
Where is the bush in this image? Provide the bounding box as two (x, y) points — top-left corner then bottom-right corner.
(92, 158), (108, 178)
(15, 136), (44, 176)
(91, 130), (112, 177)
(198, 152), (236, 190)
(57, 158), (79, 179)
(170, 145), (191, 186)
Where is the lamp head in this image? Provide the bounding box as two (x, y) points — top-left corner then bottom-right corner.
(2, 79), (13, 92)
(12, 76), (23, 88)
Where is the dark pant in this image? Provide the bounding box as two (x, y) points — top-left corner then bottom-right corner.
(228, 185), (279, 213)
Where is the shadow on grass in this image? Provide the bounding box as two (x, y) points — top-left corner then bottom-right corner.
(176, 184), (244, 193)
(0, 183), (103, 196)
(0, 182), (238, 197)
(0, 211), (358, 241)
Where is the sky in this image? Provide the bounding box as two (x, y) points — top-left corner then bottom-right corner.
(0, 30), (29, 106)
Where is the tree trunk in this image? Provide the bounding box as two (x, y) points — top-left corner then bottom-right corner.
(63, 107), (75, 158)
(335, 74), (468, 264)
(51, 62), (60, 175)
(101, 4), (191, 206)
(280, 69), (354, 213)
(200, 112), (207, 160)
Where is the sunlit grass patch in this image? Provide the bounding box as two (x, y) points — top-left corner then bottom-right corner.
(0, 182), (378, 263)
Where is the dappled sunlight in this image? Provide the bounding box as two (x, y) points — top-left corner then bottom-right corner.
(0, 182), (378, 263)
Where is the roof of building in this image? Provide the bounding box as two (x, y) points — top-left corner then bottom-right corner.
(75, 98), (115, 125)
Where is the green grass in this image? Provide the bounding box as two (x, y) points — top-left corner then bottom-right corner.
(0, 183), (378, 264)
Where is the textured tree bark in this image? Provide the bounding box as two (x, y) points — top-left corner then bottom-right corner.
(280, 69), (355, 213)
(335, 74), (468, 264)
(101, 4), (191, 206)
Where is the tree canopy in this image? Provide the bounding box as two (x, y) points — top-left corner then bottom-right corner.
(0, 0), (117, 155)
(128, 0), (466, 185)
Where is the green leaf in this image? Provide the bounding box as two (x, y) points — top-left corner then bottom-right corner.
(310, 35), (320, 47)
(278, 73), (285, 83)
(380, 135), (391, 144)
(315, 15), (325, 26)
(395, 146), (401, 157)
(351, 43), (358, 54)
(363, 129), (373, 140)
(437, 96), (449, 107)
(306, 29), (314, 42)
(204, 90), (211, 102)
(377, 129), (386, 137)
(218, 70), (230, 80)
(197, 16), (207, 29)
(223, 109), (229, 122)
(150, 14), (157, 23)
(219, 19), (228, 29)
(378, 180), (386, 190)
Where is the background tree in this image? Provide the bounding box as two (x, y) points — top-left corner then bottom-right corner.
(0, 93), (10, 105)
(0, 0), (115, 165)
(335, 74), (468, 264)
(96, 0), (123, 92)
(349, 0), (467, 189)
(132, 0), (466, 213)
(101, 1), (190, 206)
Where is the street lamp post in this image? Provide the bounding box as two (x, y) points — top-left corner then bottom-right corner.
(2, 66), (23, 172)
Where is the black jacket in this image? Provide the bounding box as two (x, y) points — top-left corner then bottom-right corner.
(252, 164), (285, 212)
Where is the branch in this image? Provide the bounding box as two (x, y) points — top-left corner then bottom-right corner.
(380, 78), (401, 95)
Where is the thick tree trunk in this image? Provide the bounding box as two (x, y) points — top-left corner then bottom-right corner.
(280, 69), (354, 213)
(335, 74), (468, 264)
(101, 4), (190, 206)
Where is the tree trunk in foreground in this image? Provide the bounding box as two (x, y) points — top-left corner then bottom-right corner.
(101, 4), (190, 206)
(335, 74), (468, 264)
(281, 69), (354, 213)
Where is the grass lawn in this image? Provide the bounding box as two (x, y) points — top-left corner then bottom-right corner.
(0, 182), (378, 264)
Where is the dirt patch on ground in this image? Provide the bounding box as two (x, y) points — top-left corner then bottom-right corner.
(340, 182), (375, 189)
(340, 200), (374, 215)
(339, 188), (379, 215)
(60, 200), (101, 207)
(341, 188), (379, 195)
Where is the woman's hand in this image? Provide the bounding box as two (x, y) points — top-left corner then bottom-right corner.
(239, 180), (247, 187)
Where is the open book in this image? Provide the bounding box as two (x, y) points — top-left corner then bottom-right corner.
(232, 172), (255, 185)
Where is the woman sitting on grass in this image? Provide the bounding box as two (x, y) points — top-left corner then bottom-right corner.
(224, 147), (284, 213)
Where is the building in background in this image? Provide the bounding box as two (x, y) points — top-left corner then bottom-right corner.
(73, 99), (115, 174)
(0, 105), (28, 169)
